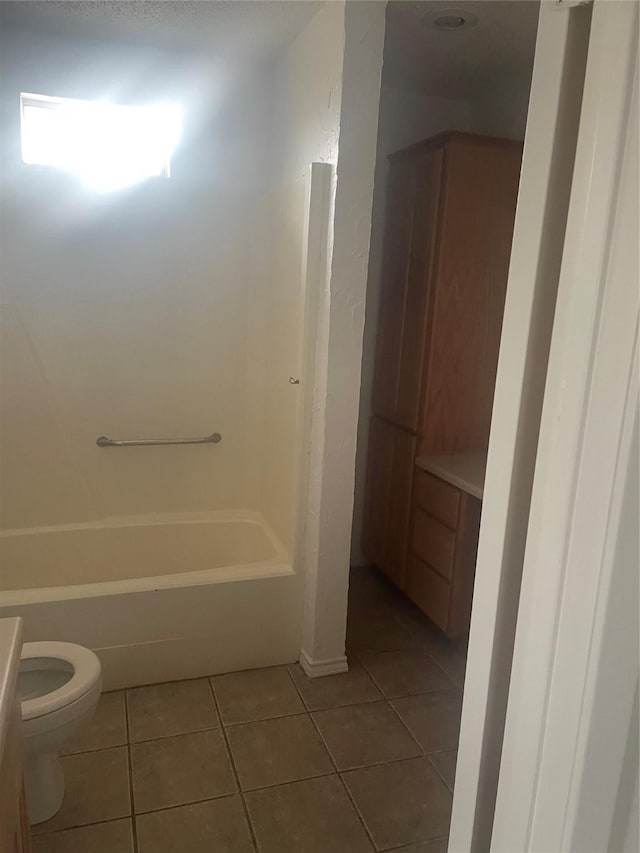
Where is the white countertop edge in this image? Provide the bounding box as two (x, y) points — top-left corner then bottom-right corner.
(0, 617), (23, 762)
(415, 453), (486, 500)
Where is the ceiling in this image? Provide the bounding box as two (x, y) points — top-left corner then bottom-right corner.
(0, 0), (539, 100)
(383, 1), (540, 99)
(0, 1), (323, 62)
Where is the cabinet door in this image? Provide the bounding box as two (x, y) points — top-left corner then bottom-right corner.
(420, 137), (521, 454)
(362, 416), (416, 588)
(372, 149), (444, 431)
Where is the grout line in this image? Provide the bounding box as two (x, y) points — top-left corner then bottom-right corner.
(222, 710), (309, 729)
(115, 664), (300, 697)
(336, 773), (378, 852)
(302, 695), (387, 713)
(240, 767), (337, 795)
(61, 739), (128, 757)
(427, 753), (456, 795)
(123, 692), (139, 853)
(284, 665), (388, 713)
(134, 792), (245, 817)
(382, 836), (449, 852)
(286, 668), (339, 774)
(385, 698), (426, 757)
(426, 650), (464, 689)
(207, 678), (260, 853)
(287, 668), (378, 853)
(357, 642), (462, 701)
(127, 723), (223, 746)
(285, 665), (312, 712)
(31, 815), (133, 839)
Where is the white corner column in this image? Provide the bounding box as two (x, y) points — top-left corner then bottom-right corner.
(299, 1), (386, 677)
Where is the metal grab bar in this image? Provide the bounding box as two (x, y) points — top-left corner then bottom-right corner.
(97, 432), (222, 448)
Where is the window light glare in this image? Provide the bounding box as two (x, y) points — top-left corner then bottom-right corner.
(20, 93), (182, 191)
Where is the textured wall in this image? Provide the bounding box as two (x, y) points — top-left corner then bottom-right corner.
(250, 0), (345, 556)
(301, 1), (386, 668)
(471, 73), (532, 141)
(0, 27), (273, 529)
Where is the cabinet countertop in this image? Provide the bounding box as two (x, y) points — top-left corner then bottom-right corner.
(415, 453), (487, 500)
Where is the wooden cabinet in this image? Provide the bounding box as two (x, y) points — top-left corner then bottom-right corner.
(406, 469), (481, 637)
(362, 417), (416, 588)
(418, 135), (521, 455)
(372, 147), (443, 432)
(362, 131), (521, 634)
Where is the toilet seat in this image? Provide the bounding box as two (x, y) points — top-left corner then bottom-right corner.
(20, 642), (102, 721)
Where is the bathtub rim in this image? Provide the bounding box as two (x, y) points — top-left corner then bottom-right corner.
(0, 558), (295, 607)
(0, 508), (293, 606)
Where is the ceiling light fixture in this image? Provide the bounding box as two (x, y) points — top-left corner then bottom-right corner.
(424, 8), (479, 31)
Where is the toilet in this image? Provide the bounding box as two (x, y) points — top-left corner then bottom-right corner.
(18, 641), (103, 824)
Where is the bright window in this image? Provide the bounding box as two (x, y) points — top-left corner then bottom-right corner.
(20, 93), (182, 191)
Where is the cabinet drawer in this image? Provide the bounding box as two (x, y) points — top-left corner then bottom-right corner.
(405, 555), (451, 633)
(414, 470), (460, 529)
(412, 509), (455, 580)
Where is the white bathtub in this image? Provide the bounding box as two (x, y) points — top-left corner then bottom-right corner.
(0, 511), (302, 689)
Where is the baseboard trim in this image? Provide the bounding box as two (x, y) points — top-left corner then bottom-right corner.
(299, 648), (349, 678)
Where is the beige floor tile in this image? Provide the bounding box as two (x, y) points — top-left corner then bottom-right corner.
(343, 757), (452, 850)
(136, 795), (254, 853)
(347, 611), (419, 654)
(312, 702), (421, 770)
(429, 750), (457, 792)
(360, 650), (455, 698)
(391, 692), (463, 754)
(393, 607), (448, 651)
(211, 666), (304, 725)
(127, 678), (219, 742)
(31, 819), (133, 853)
(131, 729), (236, 813)
(288, 662), (382, 710)
(428, 643), (467, 689)
(61, 691), (127, 755)
(227, 713), (333, 790)
(33, 747), (130, 834)
(245, 774), (372, 853)
(348, 574), (404, 617)
(397, 613), (468, 688)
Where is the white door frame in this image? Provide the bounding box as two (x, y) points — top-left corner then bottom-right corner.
(491, 0), (639, 849)
(449, 2), (594, 849)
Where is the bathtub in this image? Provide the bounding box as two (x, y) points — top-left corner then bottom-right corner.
(0, 511), (303, 689)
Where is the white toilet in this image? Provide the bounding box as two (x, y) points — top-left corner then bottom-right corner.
(18, 641), (103, 824)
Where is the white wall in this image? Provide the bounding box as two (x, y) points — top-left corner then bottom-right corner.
(351, 85), (475, 565)
(471, 73), (532, 141)
(249, 1), (345, 556)
(300, 0), (386, 672)
(0, 27), (273, 531)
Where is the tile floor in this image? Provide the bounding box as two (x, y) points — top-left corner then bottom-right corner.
(32, 566), (467, 853)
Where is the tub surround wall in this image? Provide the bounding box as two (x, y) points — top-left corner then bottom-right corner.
(0, 27), (273, 532)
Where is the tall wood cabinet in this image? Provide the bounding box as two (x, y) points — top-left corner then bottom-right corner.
(362, 132), (522, 628)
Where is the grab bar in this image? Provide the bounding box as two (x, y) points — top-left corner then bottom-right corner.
(97, 432), (222, 448)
